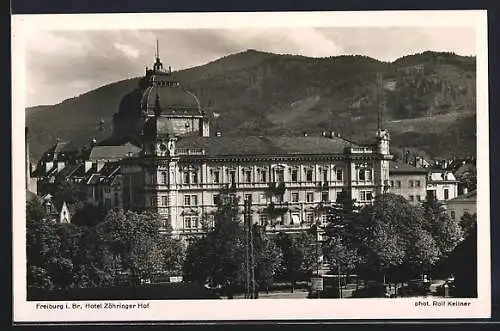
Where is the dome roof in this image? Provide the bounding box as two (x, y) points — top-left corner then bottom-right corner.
(141, 84), (201, 115)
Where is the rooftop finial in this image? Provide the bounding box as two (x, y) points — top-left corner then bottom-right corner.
(156, 38), (159, 60)
(153, 38), (163, 71)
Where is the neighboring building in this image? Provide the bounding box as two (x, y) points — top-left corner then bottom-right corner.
(388, 161), (427, 204)
(85, 161), (123, 209)
(32, 140), (79, 195)
(119, 51), (393, 240)
(445, 190), (477, 222)
(426, 170), (459, 202)
(89, 142), (141, 167)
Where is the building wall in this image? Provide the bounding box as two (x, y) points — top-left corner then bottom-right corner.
(388, 173), (427, 204)
(426, 182), (458, 201)
(166, 117), (201, 136)
(446, 200), (477, 222)
(122, 150), (391, 237)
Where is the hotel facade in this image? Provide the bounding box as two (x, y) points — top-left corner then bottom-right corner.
(117, 53), (394, 239)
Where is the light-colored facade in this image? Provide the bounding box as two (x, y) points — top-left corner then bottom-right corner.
(426, 170), (459, 202)
(445, 190), (477, 222)
(388, 161), (427, 204)
(118, 53), (393, 239)
(59, 202), (71, 224)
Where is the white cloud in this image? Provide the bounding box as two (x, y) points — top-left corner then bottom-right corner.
(113, 42), (140, 58)
(24, 27), (477, 107)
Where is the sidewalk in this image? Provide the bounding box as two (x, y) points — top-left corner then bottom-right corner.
(220, 289), (309, 300)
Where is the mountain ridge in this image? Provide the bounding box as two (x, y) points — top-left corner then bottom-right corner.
(26, 50), (476, 163)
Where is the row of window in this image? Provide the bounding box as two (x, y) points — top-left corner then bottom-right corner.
(182, 213), (329, 229)
(408, 195), (422, 202)
(390, 179), (422, 189)
(173, 168), (348, 185)
(151, 190), (380, 208)
(154, 168), (382, 186)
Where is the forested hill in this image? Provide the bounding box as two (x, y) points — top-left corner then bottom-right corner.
(26, 50), (476, 162)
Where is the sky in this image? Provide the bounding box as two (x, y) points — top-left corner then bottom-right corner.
(25, 27), (477, 107)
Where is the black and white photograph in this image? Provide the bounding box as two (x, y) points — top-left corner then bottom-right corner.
(12, 10), (490, 322)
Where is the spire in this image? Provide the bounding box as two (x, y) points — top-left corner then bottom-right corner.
(156, 38), (159, 60)
(153, 38), (163, 71)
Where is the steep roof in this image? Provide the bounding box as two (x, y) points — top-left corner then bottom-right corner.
(428, 171), (458, 182)
(89, 144), (141, 161)
(389, 161), (428, 174)
(55, 163), (84, 180)
(176, 135), (357, 157)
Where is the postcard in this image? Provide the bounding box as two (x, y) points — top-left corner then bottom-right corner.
(12, 10), (490, 323)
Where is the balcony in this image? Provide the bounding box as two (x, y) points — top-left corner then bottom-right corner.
(266, 182), (286, 197)
(265, 222), (312, 232)
(176, 148), (206, 156)
(348, 147), (374, 154)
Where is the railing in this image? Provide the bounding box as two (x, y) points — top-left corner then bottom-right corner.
(349, 147), (374, 154)
(176, 148), (206, 156)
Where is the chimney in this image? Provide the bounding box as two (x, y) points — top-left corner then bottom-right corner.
(303, 132), (308, 137)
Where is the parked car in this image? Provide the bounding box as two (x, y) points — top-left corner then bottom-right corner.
(398, 279), (432, 297)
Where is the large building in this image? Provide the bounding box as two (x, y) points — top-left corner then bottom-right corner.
(388, 161), (428, 204)
(117, 52), (393, 239)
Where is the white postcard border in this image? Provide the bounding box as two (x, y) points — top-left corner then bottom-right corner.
(12, 10), (490, 322)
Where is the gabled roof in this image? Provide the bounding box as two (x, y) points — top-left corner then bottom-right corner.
(89, 144), (141, 161)
(389, 161), (428, 174)
(428, 171), (457, 182)
(85, 163), (121, 186)
(176, 135), (357, 157)
(55, 163), (83, 180)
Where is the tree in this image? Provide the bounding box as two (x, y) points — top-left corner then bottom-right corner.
(455, 164), (477, 192)
(360, 194), (439, 286)
(26, 197), (47, 222)
(184, 189), (282, 298)
(26, 217), (62, 290)
(184, 190), (246, 298)
(422, 193), (463, 257)
(447, 221), (477, 297)
(323, 190), (365, 279)
(252, 225), (282, 296)
(460, 212), (477, 238)
(275, 231), (317, 292)
(53, 180), (87, 212)
(71, 203), (107, 227)
(96, 209), (184, 285)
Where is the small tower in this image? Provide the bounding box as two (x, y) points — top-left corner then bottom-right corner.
(376, 129), (391, 155)
(59, 201), (71, 224)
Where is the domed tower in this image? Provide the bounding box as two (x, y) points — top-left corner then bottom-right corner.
(112, 39), (210, 145)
